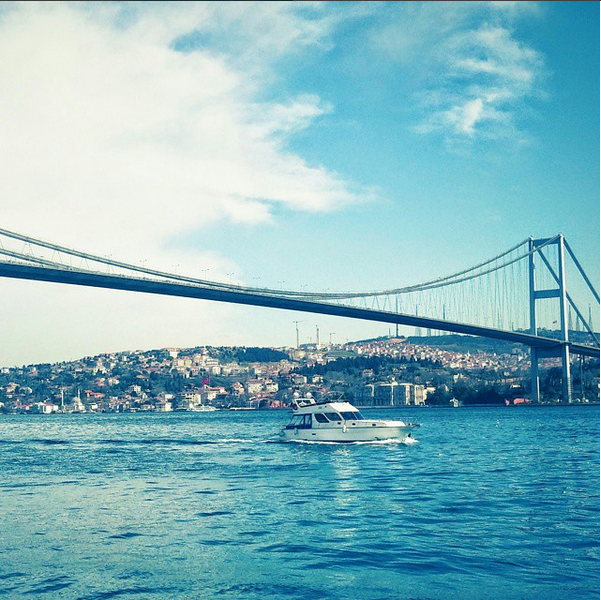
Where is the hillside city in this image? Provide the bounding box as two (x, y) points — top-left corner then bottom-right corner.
(1, 334), (598, 414)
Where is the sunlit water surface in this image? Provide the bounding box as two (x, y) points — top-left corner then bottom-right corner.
(0, 406), (598, 600)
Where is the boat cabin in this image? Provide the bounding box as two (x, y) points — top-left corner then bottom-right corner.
(284, 402), (365, 430)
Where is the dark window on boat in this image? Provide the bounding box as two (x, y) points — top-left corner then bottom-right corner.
(323, 412), (341, 422)
(314, 413), (329, 424)
(338, 411), (365, 420)
(285, 415), (304, 429)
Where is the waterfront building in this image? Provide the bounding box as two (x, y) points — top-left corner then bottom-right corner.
(412, 385), (426, 406)
(72, 393), (86, 413)
(36, 402), (59, 414)
(397, 383), (412, 405)
(358, 383), (375, 406)
(374, 382), (399, 406)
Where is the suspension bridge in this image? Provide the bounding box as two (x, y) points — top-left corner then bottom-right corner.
(0, 227), (598, 403)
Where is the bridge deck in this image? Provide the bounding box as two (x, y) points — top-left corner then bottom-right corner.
(1, 261), (598, 358)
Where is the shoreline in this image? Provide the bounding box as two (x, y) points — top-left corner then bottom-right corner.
(358, 402), (600, 409)
(2, 402), (599, 416)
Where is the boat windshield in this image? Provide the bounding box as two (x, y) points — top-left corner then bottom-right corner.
(339, 411), (364, 420)
(285, 415), (312, 429)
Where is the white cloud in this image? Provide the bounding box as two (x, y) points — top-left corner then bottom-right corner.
(370, 1), (545, 143)
(173, 1), (340, 65)
(249, 94), (333, 138)
(0, 1), (363, 365)
(0, 2), (360, 259)
(450, 98), (485, 136)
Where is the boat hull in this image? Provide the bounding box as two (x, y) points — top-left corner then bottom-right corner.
(279, 424), (413, 443)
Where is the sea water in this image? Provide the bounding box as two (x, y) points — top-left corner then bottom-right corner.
(0, 406), (598, 600)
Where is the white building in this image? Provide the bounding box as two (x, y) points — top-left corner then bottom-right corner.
(264, 380), (279, 393)
(412, 385), (427, 406)
(245, 380), (263, 395)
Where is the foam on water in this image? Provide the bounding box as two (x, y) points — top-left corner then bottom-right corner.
(403, 435), (419, 445)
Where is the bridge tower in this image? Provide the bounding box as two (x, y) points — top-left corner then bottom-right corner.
(528, 235), (572, 403)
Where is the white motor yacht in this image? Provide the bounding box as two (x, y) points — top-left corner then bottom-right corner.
(280, 397), (418, 442)
(189, 404), (218, 412)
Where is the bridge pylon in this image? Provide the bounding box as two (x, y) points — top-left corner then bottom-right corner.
(528, 235), (572, 403)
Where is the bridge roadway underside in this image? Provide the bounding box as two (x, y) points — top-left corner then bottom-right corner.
(1, 262), (598, 358)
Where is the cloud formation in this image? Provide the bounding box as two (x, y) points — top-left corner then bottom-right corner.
(0, 2), (359, 267)
(371, 1), (544, 143)
(0, 1), (364, 364)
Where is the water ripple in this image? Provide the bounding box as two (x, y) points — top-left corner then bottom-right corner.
(0, 407), (597, 600)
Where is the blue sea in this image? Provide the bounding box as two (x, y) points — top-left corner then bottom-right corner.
(0, 406), (598, 600)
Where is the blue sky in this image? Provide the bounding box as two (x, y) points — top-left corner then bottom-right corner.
(185, 1), (599, 288)
(0, 1), (599, 365)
